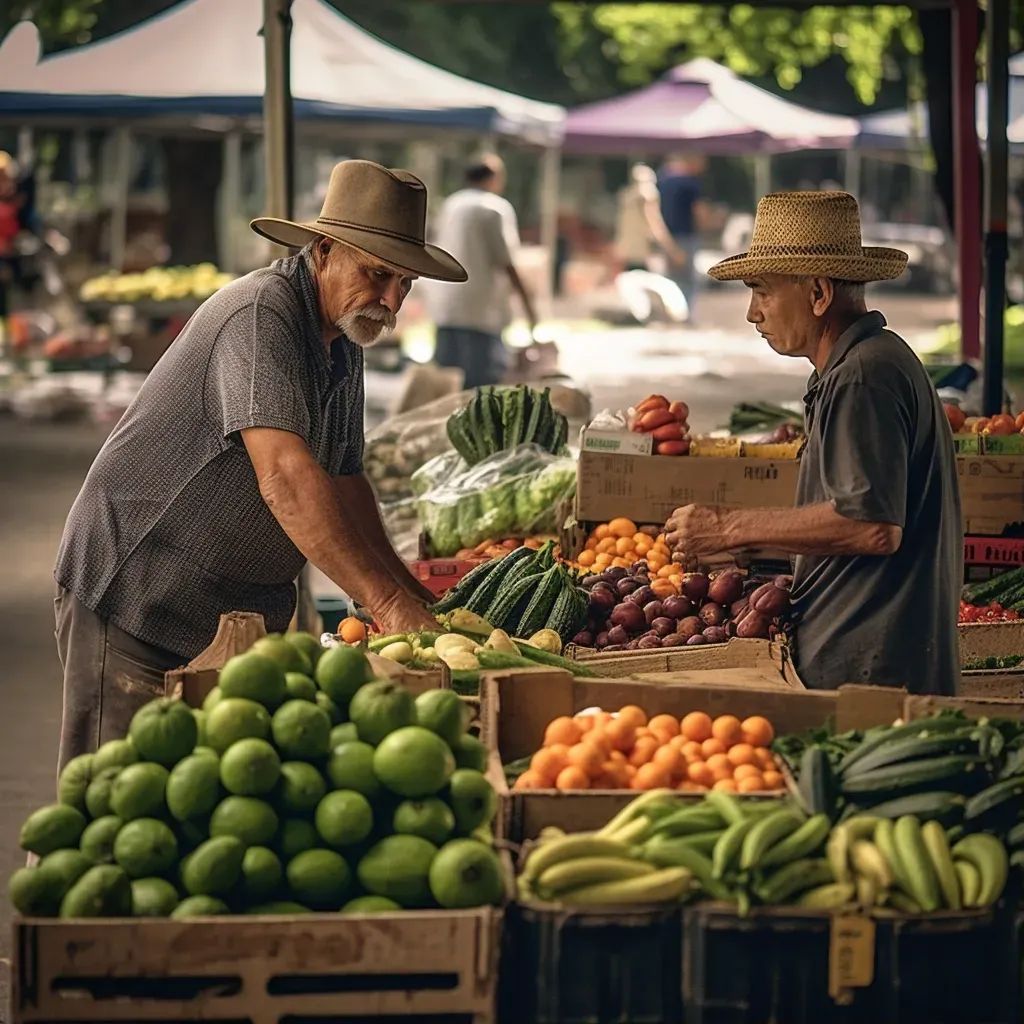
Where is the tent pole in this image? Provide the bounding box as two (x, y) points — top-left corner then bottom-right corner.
(982, 0), (1010, 415)
(262, 0), (294, 223)
(754, 155), (770, 200)
(110, 127), (132, 272)
(843, 150), (862, 198)
(539, 145), (561, 309)
(953, 0), (982, 363)
(219, 130), (243, 274)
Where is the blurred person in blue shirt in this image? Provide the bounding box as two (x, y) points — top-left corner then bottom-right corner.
(659, 155), (710, 323)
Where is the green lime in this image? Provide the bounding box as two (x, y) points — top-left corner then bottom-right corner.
(324, 742), (381, 799)
(209, 796), (279, 847)
(272, 701), (332, 760)
(219, 738), (281, 796)
(314, 791), (373, 849)
(276, 762), (327, 815)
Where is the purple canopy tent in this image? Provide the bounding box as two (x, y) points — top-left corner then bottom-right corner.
(564, 58), (859, 156)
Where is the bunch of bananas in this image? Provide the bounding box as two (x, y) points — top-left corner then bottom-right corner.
(826, 813), (1010, 913)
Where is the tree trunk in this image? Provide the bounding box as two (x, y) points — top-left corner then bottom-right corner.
(161, 138), (222, 265)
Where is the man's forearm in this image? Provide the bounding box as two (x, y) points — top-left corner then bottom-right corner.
(506, 264), (537, 323)
(334, 473), (426, 598)
(259, 456), (400, 611)
(722, 502), (902, 557)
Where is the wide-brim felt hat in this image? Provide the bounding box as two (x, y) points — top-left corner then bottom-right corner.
(251, 159), (467, 283)
(707, 190), (908, 283)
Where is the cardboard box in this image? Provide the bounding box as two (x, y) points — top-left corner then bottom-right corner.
(565, 637), (804, 690)
(982, 434), (1024, 456)
(576, 450), (802, 524)
(904, 691), (1024, 722)
(952, 434), (983, 455)
(11, 908), (503, 1023)
(480, 668), (903, 841)
(957, 455), (1024, 535)
(957, 620), (1024, 665)
(958, 671), (1024, 701)
(579, 425), (653, 456)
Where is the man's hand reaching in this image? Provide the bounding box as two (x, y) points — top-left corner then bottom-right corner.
(374, 592), (438, 636)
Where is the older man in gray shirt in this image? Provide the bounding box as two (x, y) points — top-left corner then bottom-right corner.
(53, 160), (468, 769)
(667, 191), (962, 695)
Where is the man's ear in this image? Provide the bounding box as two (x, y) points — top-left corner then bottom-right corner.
(809, 276), (834, 317)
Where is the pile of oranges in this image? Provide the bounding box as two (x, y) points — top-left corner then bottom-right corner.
(513, 707), (785, 793)
(573, 518), (682, 594)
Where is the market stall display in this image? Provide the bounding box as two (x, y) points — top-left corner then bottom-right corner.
(8, 636), (504, 919)
(78, 263), (235, 304)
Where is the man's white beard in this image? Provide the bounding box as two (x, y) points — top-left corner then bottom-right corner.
(336, 305), (397, 347)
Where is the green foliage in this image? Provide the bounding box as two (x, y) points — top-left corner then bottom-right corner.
(552, 3), (921, 105)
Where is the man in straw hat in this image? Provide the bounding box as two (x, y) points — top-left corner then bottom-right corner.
(53, 160), (464, 770)
(667, 191), (962, 695)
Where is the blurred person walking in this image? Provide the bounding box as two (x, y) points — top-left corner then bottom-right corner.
(615, 163), (686, 273)
(658, 155), (711, 323)
(424, 155), (536, 388)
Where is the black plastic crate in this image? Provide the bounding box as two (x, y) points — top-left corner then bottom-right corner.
(683, 903), (1020, 1024)
(500, 900), (683, 1024)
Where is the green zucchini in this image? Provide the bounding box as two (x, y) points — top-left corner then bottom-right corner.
(478, 386), (501, 458)
(476, 649), (538, 671)
(844, 791), (966, 827)
(524, 386), (548, 447)
(461, 546), (535, 617)
(963, 567), (1024, 605)
(1006, 820), (1024, 848)
(545, 580), (588, 642)
(431, 557), (503, 614)
(515, 565), (565, 638)
(552, 414), (569, 453)
(963, 776), (1024, 825)
(837, 716), (968, 775)
(839, 755), (985, 797)
(446, 412), (477, 465)
(484, 570), (547, 633)
(796, 746), (836, 818)
(841, 731), (979, 780)
(514, 643), (601, 677)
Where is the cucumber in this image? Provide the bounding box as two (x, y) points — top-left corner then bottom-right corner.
(837, 716), (969, 775)
(523, 386), (547, 447)
(841, 731), (980, 780)
(514, 643), (601, 678)
(431, 557), (503, 614)
(1006, 821), (1024, 849)
(848, 790), (966, 827)
(963, 776), (1024, 827)
(840, 756), (985, 797)
(475, 650), (537, 671)
(797, 747), (836, 819)
(963, 566), (1024, 605)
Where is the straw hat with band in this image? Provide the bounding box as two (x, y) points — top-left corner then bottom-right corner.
(251, 159), (468, 283)
(707, 190), (908, 283)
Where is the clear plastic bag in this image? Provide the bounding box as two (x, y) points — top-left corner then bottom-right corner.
(416, 443), (577, 557)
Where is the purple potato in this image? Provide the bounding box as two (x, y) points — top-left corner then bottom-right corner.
(686, 634), (709, 645)
(643, 600), (664, 625)
(605, 566), (629, 581)
(682, 573), (711, 603)
(661, 595), (694, 620)
(616, 578), (638, 597)
(606, 624), (630, 646)
(736, 610), (772, 639)
(581, 573), (612, 589)
(651, 617), (676, 637)
(629, 585), (657, 608)
(610, 602), (646, 633)
(708, 571), (744, 607)
(589, 589), (618, 616)
(630, 562), (648, 575)
(699, 602), (727, 627)
(750, 582), (790, 616)
(637, 634), (664, 649)
(702, 626), (729, 644)
(676, 616), (704, 639)
(571, 630), (594, 647)
(730, 598), (750, 619)
(595, 630), (610, 649)
(661, 633), (687, 647)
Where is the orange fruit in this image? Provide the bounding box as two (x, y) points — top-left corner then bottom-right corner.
(531, 745), (571, 783)
(646, 556), (667, 572)
(706, 753), (733, 780)
(681, 712), (714, 743)
(590, 772), (618, 789)
(585, 537), (600, 550)
(762, 770), (784, 790)
(635, 541), (652, 557)
(614, 536), (634, 556)
(544, 716), (583, 747)
(632, 762), (672, 790)
(622, 763), (638, 780)
(668, 734), (687, 751)
(593, 711), (615, 729)
(652, 744), (682, 775)
(608, 517), (638, 538)
(600, 759), (628, 786)
(596, 537), (617, 555)
(741, 716), (775, 748)
(575, 714), (595, 734)
(753, 747), (776, 769)
(606, 719), (637, 753)
(628, 737), (660, 767)
(681, 740), (704, 763)
(737, 775), (765, 793)
(711, 715), (744, 746)
(733, 763), (762, 782)
(608, 749), (627, 765)
(635, 726), (655, 741)
(611, 557), (632, 568)
(339, 617), (367, 644)
(618, 705), (648, 728)
(513, 770), (548, 790)
(577, 549), (596, 567)
(567, 743), (605, 777)
(649, 714), (681, 738)
(555, 765), (591, 790)
(712, 778), (738, 792)
(727, 743), (756, 768)
(701, 737), (727, 759)
(584, 731), (614, 758)
(687, 761), (714, 787)
(593, 524), (611, 540)
(594, 553), (613, 567)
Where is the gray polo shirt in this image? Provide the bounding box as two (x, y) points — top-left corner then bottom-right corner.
(790, 311), (962, 695)
(55, 248), (365, 660)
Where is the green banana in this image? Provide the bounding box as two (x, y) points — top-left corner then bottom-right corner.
(856, 874), (880, 907)
(850, 840), (894, 890)
(826, 824), (853, 884)
(739, 808), (805, 871)
(650, 806), (726, 837)
(558, 866), (692, 906)
(756, 857), (834, 905)
(704, 790), (746, 827)
(597, 788), (676, 839)
(712, 817), (758, 879)
(951, 833), (1009, 907)
(874, 819), (911, 896)
(894, 816), (941, 912)
(611, 816), (653, 846)
(797, 882), (856, 909)
(888, 891), (923, 914)
(954, 859), (981, 906)
(641, 835), (731, 899)
(536, 857), (655, 897)
(676, 830), (727, 856)
(920, 821), (960, 910)
(759, 814), (831, 868)
(522, 833), (634, 883)
(844, 816), (883, 839)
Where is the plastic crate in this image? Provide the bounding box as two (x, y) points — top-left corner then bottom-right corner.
(683, 903), (1020, 1024)
(500, 899), (683, 1024)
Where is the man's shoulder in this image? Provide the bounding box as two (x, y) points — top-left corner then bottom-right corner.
(833, 324), (918, 386)
(199, 258), (306, 327)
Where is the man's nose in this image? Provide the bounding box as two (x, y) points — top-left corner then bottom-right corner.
(746, 300), (761, 324)
(379, 279), (404, 313)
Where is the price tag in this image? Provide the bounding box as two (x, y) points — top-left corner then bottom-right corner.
(828, 914), (875, 1001)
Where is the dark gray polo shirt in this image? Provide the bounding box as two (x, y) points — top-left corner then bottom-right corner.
(790, 311), (962, 695)
(55, 248), (365, 660)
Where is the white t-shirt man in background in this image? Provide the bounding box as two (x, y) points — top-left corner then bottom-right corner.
(424, 155), (536, 388)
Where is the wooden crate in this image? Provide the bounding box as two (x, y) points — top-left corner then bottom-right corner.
(12, 907), (502, 1023)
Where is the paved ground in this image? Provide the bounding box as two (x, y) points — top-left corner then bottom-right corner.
(0, 285), (957, 1014)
